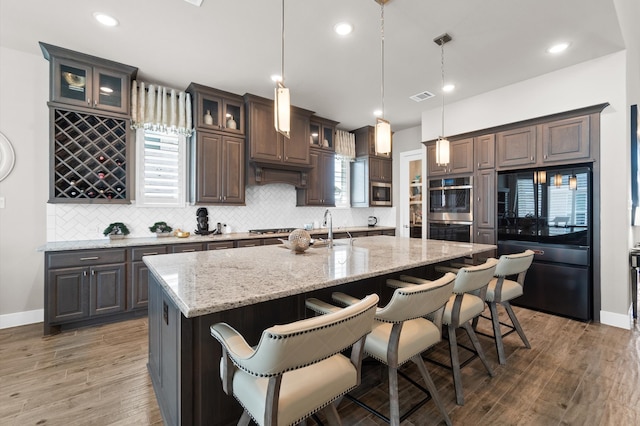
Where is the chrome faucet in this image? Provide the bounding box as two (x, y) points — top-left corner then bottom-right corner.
(323, 209), (333, 248)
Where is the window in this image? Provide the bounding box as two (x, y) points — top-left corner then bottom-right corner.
(135, 130), (186, 207)
(334, 156), (351, 208)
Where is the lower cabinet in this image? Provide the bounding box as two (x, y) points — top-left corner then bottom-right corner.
(45, 248), (127, 334)
(130, 245), (169, 310)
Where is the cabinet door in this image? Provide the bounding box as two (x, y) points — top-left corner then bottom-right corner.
(305, 150), (322, 204)
(321, 151), (336, 205)
(222, 98), (244, 135)
(47, 267), (89, 323)
(196, 133), (223, 203)
(52, 58), (93, 109)
(541, 115), (590, 163)
(283, 109), (310, 165)
(130, 261), (150, 310)
(427, 143), (448, 176)
(90, 263), (126, 316)
(497, 126), (537, 169)
(221, 136), (245, 204)
(248, 101), (281, 162)
(475, 134), (495, 170)
(475, 228), (496, 245)
(93, 67), (129, 114)
(370, 157), (392, 182)
(475, 169), (496, 229)
(449, 138), (474, 174)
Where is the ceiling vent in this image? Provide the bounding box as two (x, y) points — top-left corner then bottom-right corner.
(409, 91), (435, 102)
(183, 0), (203, 6)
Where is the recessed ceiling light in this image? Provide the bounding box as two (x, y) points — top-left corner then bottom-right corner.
(373, 109), (382, 117)
(93, 12), (119, 27)
(442, 84), (455, 93)
(334, 22), (353, 36)
(271, 74), (282, 82)
(547, 42), (570, 54)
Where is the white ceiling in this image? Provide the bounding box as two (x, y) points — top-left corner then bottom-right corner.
(0, 0), (625, 132)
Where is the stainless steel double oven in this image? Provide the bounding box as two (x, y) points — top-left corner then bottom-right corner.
(427, 176), (473, 242)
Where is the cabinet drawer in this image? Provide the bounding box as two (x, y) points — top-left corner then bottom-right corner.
(171, 243), (204, 253)
(131, 245), (169, 261)
(236, 239), (263, 248)
(47, 249), (126, 269)
(206, 241), (235, 251)
(261, 238), (283, 246)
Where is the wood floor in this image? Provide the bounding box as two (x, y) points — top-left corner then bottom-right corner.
(1, 306), (638, 426)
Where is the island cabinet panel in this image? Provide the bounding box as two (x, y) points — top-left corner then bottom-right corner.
(541, 115), (590, 163)
(496, 126), (537, 169)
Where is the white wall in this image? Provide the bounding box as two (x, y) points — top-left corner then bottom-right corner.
(0, 47), (49, 326)
(421, 51), (630, 328)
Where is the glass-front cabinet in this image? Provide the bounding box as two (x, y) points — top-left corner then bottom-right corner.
(309, 116), (337, 150)
(409, 158), (423, 238)
(187, 83), (244, 135)
(40, 43), (137, 116)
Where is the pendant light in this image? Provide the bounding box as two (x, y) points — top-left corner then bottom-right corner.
(274, 0), (290, 138)
(374, 0), (391, 154)
(569, 174), (577, 190)
(555, 172), (563, 187)
(434, 33), (452, 166)
(534, 170), (546, 184)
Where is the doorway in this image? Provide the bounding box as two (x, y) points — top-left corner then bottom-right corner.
(399, 149), (426, 238)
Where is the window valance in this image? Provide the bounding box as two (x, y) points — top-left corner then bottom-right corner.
(335, 130), (356, 160)
(131, 81), (193, 136)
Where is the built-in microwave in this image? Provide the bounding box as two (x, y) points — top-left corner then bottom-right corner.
(370, 182), (392, 206)
(428, 176), (473, 222)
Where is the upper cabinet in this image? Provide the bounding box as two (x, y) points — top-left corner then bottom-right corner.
(540, 115), (590, 163)
(474, 134), (495, 170)
(187, 83), (244, 136)
(427, 138), (474, 177)
(353, 126), (392, 158)
(496, 126), (537, 169)
(244, 94), (312, 167)
(40, 42), (137, 116)
(309, 116), (338, 151)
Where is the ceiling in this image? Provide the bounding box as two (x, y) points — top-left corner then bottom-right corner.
(0, 0), (625, 132)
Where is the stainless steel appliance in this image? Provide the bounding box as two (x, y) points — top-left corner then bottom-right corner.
(497, 165), (593, 320)
(428, 176), (473, 222)
(370, 182), (391, 206)
(428, 221), (473, 243)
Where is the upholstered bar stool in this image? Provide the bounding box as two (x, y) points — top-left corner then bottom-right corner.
(481, 249), (535, 365)
(306, 273), (456, 426)
(393, 258), (498, 405)
(210, 294), (379, 426)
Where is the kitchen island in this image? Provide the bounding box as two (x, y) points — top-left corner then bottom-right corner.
(144, 236), (496, 426)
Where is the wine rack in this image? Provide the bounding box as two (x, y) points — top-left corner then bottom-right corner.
(51, 109), (129, 203)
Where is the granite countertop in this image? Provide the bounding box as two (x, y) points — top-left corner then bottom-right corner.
(143, 235), (496, 318)
(37, 226), (395, 252)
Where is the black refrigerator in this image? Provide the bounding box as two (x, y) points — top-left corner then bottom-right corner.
(497, 165), (592, 320)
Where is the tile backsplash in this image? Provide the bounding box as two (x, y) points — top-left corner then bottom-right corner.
(47, 184), (396, 241)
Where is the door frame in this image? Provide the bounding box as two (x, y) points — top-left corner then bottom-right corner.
(399, 148), (426, 238)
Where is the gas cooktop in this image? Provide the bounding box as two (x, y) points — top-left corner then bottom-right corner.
(248, 228), (297, 235)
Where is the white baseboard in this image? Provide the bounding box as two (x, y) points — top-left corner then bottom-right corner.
(599, 309), (632, 330)
(0, 309), (44, 329)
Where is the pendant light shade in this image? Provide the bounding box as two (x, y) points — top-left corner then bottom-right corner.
(569, 174), (577, 190)
(555, 173), (563, 187)
(274, 81), (290, 138)
(274, 0), (291, 138)
(435, 137), (450, 166)
(533, 170), (547, 184)
(376, 117), (391, 154)
(374, 0), (391, 155)
(434, 33), (452, 166)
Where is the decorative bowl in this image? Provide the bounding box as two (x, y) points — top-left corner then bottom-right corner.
(285, 229), (312, 253)
(63, 72), (85, 87)
(175, 230), (190, 238)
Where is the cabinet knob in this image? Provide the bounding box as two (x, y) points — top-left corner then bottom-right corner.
(530, 156), (534, 161)
(544, 154), (548, 159)
(83, 270), (88, 276)
(478, 162), (481, 167)
(87, 99), (91, 105)
(223, 196), (226, 201)
(94, 100), (97, 107)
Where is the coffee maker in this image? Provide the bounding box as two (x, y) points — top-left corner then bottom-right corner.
(195, 207), (212, 235)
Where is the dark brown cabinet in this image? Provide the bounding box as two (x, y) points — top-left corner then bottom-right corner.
(187, 83), (244, 136)
(474, 169), (496, 245)
(171, 243), (204, 253)
(297, 148), (335, 206)
(192, 132), (245, 205)
(353, 125), (391, 158)
(129, 246), (168, 310)
(496, 126), (537, 169)
(206, 241), (235, 250)
(45, 249), (127, 334)
(245, 94), (312, 167)
(40, 42), (137, 116)
(309, 116), (338, 150)
(427, 138), (474, 176)
(541, 115), (590, 163)
(370, 157), (392, 182)
(474, 134), (495, 170)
